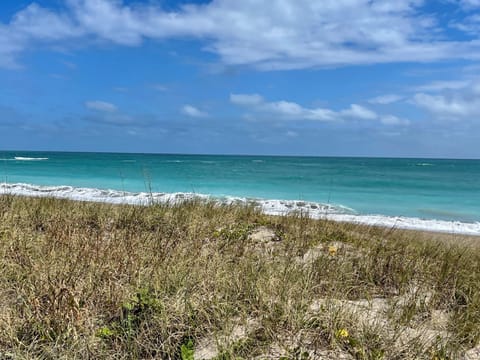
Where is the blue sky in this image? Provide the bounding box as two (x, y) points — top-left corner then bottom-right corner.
(1, 0), (480, 157)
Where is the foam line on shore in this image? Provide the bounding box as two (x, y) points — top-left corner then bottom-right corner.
(1, 183), (479, 236)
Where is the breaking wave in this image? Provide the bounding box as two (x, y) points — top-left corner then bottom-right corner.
(14, 157), (49, 161)
(1, 183), (479, 235)
(0, 157), (49, 161)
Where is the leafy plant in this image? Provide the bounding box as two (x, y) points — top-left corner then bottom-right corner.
(181, 339), (195, 360)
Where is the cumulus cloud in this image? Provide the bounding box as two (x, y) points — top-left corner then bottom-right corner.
(231, 93), (338, 122)
(85, 100), (117, 112)
(369, 94), (404, 104)
(412, 78), (480, 119)
(11, 3), (82, 40)
(230, 93), (410, 126)
(2, 0), (480, 69)
(0, 3), (83, 68)
(181, 105), (208, 118)
(264, 101), (306, 117)
(340, 104), (378, 120)
(414, 92), (480, 119)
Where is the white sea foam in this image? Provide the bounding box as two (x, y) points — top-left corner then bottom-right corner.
(1, 183), (479, 236)
(14, 157), (49, 161)
(0, 183), (205, 205)
(323, 214), (480, 236)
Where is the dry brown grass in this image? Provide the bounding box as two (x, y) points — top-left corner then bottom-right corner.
(0, 195), (479, 359)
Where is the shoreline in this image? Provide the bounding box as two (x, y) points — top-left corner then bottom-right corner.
(1, 192), (479, 358)
(2, 182), (480, 237)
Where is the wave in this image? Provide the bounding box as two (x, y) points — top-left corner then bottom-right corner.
(416, 163), (434, 167)
(0, 183), (200, 205)
(1, 183), (479, 235)
(14, 157), (49, 161)
(325, 214), (480, 236)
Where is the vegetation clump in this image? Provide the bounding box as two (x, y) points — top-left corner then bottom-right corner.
(0, 195), (479, 359)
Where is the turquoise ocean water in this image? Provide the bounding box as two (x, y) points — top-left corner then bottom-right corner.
(1, 151), (479, 234)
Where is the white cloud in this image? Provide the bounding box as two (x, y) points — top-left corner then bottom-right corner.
(369, 94), (403, 104)
(182, 105), (208, 118)
(413, 80), (480, 119)
(0, 27), (24, 68)
(0, 3), (82, 68)
(11, 3), (82, 40)
(414, 92), (480, 119)
(264, 101), (305, 117)
(304, 108), (338, 122)
(230, 93), (264, 106)
(458, 0), (480, 9)
(450, 14), (480, 34)
(340, 104), (378, 120)
(2, 0), (480, 69)
(230, 93), (410, 125)
(450, 0), (480, 34)
(85, 100), (117, 112)
(231, 93), (338, 122)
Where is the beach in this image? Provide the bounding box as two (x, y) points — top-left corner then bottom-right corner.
(1, 152), (480, 358)
(0, 194), (479, 358)
(3, 0), (480, 358)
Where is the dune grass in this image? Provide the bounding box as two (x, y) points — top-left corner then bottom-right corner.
(0, 195), (479, 359)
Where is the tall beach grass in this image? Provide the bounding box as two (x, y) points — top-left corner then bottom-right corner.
(0, 195), (479, 359)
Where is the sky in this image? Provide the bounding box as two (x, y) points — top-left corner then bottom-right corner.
(1, 0), (480, 158)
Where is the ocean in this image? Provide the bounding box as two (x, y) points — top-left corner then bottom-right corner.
(1, 151), (479, 235)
